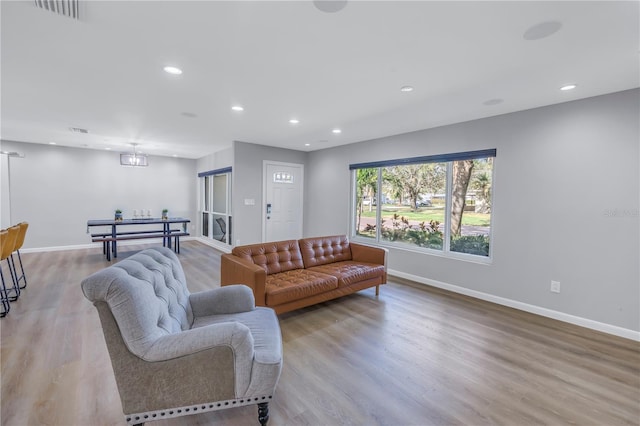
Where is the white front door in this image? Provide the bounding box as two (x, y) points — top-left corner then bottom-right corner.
(264, 161), (304, 242)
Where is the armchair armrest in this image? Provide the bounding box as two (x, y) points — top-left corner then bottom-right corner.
(221, 254), (267, 306)
(142, 321), (254, 363)
(190, 285), (255, 317)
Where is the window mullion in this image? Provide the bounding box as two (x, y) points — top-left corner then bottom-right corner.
(444, 162), (453, 253)
(375, 167), (382, 242)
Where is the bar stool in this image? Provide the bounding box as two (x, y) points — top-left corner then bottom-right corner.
(12, 222), (28, 289)
(1, 226), (20, 302)
(0, 230), (11, 317)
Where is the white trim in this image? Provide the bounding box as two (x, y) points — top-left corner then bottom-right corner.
(21, 237), (197, 254)
(195, 236), (231, 253)
(388, 268), (640, 342)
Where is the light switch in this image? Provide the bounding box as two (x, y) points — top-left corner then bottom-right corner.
(244, 198), (255, 205)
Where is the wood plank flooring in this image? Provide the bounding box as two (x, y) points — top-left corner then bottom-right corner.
(1, 241), (638, 425)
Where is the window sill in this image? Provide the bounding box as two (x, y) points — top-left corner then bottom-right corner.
(351, 235), (493, 265)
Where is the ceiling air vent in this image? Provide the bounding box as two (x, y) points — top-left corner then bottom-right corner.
(34, 0), (79, 20)
(69, 127), (89, 134)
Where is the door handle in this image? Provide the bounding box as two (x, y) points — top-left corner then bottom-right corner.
(266, 203), (272, 219)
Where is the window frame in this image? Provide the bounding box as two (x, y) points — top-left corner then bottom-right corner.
(349, 150), (495, 263)
(198, 167), (232, 245)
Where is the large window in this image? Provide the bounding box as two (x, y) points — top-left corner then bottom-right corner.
(199, 167), (232, 245)
(351, 149), (495, 259)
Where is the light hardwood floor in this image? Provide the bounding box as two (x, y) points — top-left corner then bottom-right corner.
(1, 241), (638, 426)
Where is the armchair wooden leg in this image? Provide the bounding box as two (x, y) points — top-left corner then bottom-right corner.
(258, 402), (269, 426)
(375, 285), (380, 296)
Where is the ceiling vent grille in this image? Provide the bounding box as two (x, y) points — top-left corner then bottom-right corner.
(34, 0), (79, 20)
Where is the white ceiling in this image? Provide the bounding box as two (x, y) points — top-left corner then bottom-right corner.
(1, 1), (638, 159)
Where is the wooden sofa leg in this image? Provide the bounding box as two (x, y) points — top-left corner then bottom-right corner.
(258, 402), (269, 425)
(375, 285), (380, 296)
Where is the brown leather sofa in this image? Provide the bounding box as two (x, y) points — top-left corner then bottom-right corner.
(220, 235), (388, 314)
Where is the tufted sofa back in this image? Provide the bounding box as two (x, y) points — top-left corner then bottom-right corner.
(232, 240), (304, 275)
(299, 235), (352, 268)
(81, 247), (193, 358)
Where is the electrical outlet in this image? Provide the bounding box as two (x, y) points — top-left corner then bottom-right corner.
(550, 280), (561, 293)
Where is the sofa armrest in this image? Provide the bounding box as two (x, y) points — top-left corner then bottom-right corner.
(189, 285), (255, 317)
(350, 242), (388, 266)
(221, 254), (267, 306)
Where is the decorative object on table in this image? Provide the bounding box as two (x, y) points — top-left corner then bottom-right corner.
(114, 209), (123, 221)
(146, 209), (151, 218)
(162, 209), (168, 220)
(132, 209), (139, 219)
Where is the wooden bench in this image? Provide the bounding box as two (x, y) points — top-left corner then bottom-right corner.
(92, 230), (189, 261)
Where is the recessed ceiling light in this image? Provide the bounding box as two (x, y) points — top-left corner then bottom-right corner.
(560, 84), (577, 91)
(305, 143), (311, 146)
(231, 105), (244, 112)
(163, 66), (183, 75)
(523, 21), (562, 41)
(289, 119), (300, 124)
(313, 0), (348, 13)
(400, 86), (414, 92)
(332, 128), (342, 134)
(49, 142), (56, 145)
(483, 98), (504, 106)
(105, 147), (111, 150)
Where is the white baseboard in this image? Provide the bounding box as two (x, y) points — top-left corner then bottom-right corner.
(194, 237), (232, 253)
(388, 268), (640, 342)
(21, 236), (197, 254)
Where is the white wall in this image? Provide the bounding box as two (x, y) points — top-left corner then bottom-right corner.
(1, 141), (197, 249)
(306, 89), (640, 334)
(0, 151), (11, 229)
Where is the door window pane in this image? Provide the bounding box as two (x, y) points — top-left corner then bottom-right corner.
(212, 174), (227, 214)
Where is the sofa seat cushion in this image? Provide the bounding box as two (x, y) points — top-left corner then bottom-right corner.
(265, 269), (338, 306)
(309, 261), (386, 287)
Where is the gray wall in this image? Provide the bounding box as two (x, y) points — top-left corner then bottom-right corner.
(1, 141), (197, 249)
(232, 141), (308, 246)
(306, 89), (640, 333)
(4, 89), (636, 335)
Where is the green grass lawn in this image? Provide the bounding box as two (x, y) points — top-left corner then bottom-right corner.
(360, 205), (491, 226)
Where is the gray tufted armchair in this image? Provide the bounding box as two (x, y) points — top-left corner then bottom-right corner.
(81, 247), (282, 425)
